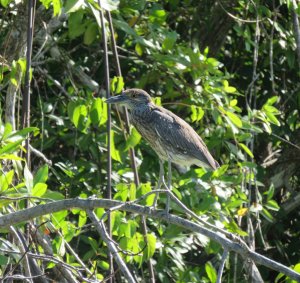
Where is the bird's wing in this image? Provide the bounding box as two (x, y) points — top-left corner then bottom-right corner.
(149, 106), (217, 169)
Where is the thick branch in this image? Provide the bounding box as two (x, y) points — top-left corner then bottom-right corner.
(0, 198), (299, 281)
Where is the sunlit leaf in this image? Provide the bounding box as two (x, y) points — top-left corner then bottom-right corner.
(125, 128), (141, 150)
(34, 165), (48, 186)
(142, 233), (156, 261)
(0, 154), (24, 161)
(109, 130), (121, 162)
(237, 207), (248, 216)
(238, 143), (254, 158)
(24, 165), (33, 192)
(0, 140), (23, 155)
(65, 0), (84, 13)
(0, 170), (14, 192)
(110, 76), (124, 94)
(78, 211), (87, 228)
(32, 183), (47, 197)
(205, 262), (217, 283)
(265, 111), (280, 126)
(266, 200), (280, 211)
(226, 111), (242, 128)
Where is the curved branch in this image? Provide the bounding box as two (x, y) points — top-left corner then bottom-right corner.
(0, 198), (299, 281)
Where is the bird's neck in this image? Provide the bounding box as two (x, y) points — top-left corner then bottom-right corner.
(131, 103), (154, 118)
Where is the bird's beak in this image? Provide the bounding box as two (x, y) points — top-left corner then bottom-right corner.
(105, 93), (128, 105)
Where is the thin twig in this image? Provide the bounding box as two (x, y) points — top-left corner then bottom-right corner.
(291, 0), (300, 69)
(87, 210), (136, 283)
(97, 1), (113, 281)
(107, 10), (155, 282)
(216, 249), (229, 283)
(217, 0), (263, 23)
(8, 227), (33, 283)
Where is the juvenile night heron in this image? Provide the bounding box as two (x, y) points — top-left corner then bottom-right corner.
(106, 89), (219, 210)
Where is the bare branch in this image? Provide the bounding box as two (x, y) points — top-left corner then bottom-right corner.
(216, 249), (229, 283)
(0, 198), (299, 281)
(9, 226), (33, 283)
(87, 209), (136, 283)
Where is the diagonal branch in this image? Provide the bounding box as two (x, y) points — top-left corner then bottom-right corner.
(87, 210), (136, 283)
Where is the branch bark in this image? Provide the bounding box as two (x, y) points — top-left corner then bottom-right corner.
(0, 198), (299, 281)
(87, 210), (136, 283)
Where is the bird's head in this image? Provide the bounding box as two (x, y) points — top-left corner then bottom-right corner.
(105, 89), (152, 109)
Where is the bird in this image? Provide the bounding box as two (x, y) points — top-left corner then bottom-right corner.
(105, 88), (219, 211)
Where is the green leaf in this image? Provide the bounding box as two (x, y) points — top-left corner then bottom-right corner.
(129, 183), (136, 201)
(266, 96), (279, 105)
(149, 6), (167, 24)
(263, 105), (279, 113)
(8, 127), (39, 139)
(266, 185), (275, 201)
(226, 111), (242, 128)
(43, 190), (65, 200)
(261, 208), (274, 222)
(32, 183), (47, 197)
(212, 164), (229, 178)
(114, 183), (128, 201)
(162, 31), (177, 51)
(135, 43), (143, 56)
(0, 140), (23, 155)
(72, 104), (88, 131)
(52, 0), (62, 16)
(86, 0), (101, 27)
(266, 200), (280, 211)
(90, 98), (102, 126)
(101, 0), (120, 11)
(65, 0), (84, 13)
(238, 143), (254, 158)
(223, 80), (236, 93)
(89, 98), (107, 126)
(265, 111), (280, 126)
(68, 11), (86, 39)
(84, 22), (98, 45)
(142, 233), (156, 261)
(224, 221), (248, 236)
(205, 262), (217, 283)
(110, 76), (124, 94)
(190, 105), (204, 122)
(99, 260), (110, 270)
(294, 263), (300, 273)
(125, 128), (141, 150)
(137, 182), (155, 206)
(0, 154), (24, 161)
(0, 170), (14, 192)
(1, 0), (11, 7)
(33, 165), (48, 186)
(78, 211), (87, 228)
(230, 99), (238, 107)
(24, 165), (33, 192)
(2, 123), (12, 140)
(109, 130), (121, 162)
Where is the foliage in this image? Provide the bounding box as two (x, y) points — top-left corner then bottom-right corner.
(0, 0), (300, 282)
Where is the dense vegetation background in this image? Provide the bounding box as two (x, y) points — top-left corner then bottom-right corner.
(0, 0), (300, 282)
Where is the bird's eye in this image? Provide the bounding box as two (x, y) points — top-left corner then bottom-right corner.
(132, 94), (136, 98)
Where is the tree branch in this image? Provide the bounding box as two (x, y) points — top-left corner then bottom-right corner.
(0, 198), (299, 281)
(87, 210), (136, 283)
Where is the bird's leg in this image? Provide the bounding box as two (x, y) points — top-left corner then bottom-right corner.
(153, 160), (165, 208)
(165, 158), (172, 213)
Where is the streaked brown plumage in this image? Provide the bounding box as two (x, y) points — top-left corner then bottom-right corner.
(106, 88), (219, 170)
